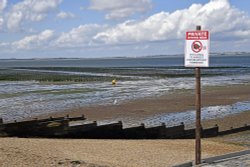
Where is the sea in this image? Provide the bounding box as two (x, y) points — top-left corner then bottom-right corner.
(0, 55), (249, 124)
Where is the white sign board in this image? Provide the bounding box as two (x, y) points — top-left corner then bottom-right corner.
(185, 30), (210, 67)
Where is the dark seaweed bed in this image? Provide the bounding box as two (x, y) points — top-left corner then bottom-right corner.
(0, 66), (249, 82)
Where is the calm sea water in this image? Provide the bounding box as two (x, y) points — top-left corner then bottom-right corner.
(0, 55), (249, 68)
(0, 55), (249, 122)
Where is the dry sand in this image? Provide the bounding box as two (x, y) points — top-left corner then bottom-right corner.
(208, 130), (250, 148)
(0, 138), (247, 167)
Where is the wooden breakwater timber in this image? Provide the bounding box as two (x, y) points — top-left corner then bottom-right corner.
(0, 116), (249, 139)
(0, 115), (86, 137)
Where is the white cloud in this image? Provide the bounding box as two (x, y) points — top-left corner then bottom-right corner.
(3, 0), (250, 57)
(233, 30), (250, 37)
(0, 0), (7, 30)
(0, 0), (7, 11)
(56, 11), (75, 19)
(7, 0), (62, 31)
(88, 0), (152, 20)
(12, 29), (55, 49)
(0, 19), (3, 31)
(0, 17), (3, 29)
(53, 24), (106, 47)
(93, 0), (250, 45)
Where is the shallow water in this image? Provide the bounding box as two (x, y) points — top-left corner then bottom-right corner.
(0, 73), (249, 122)
(0, 56), (249, 122)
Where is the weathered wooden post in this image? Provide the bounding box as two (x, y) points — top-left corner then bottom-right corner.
(195, 25), (202, 165)
(185, 25), (210, 165)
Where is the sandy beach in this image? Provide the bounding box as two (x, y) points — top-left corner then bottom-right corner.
(0, 137), (247, 167)
(1, 84), (250, 167)
(1, 0), (250, 166)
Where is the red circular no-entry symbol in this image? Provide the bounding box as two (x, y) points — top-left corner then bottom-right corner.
(191, 41), (203, 53)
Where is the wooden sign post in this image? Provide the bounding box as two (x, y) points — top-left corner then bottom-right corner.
(185, 25), (210, 165)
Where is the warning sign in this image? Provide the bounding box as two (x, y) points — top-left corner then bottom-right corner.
(191, 41), (202, 53)
(185, 30), (209, 67)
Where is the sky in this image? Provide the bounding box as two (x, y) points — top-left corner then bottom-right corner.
(0, 0), (250, 58)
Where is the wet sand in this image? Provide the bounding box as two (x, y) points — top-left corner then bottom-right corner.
(45, 84), (250, 128)
(201, 110), (250, 131)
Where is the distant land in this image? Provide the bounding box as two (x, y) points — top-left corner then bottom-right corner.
(1, 52), (250, 60)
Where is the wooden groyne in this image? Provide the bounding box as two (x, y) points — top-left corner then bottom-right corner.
(0, 116), (249, 139)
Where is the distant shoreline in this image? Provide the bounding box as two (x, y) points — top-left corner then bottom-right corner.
(1, 52), (250, 60)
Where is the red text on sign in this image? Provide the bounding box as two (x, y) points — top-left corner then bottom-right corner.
(186, 31), (209, 40)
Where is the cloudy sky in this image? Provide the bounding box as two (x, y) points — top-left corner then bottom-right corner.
(0, 0), (250, 58)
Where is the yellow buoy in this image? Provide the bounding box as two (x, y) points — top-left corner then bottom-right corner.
(112, 79), (116, 85)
